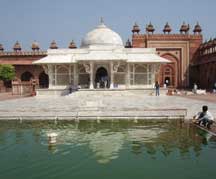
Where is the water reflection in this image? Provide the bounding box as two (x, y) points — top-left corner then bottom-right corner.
(1, 120), (216, 164)
(88, 131), (124, 164)
(42, 128), (125, 164)
(39, 120), (216, 163)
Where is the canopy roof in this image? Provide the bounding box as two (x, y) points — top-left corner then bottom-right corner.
(127, 53), (169, 63)
(33, 47), (170, 64)
(36, 55), (72, 64)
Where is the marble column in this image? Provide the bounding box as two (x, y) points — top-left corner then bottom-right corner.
(126, 63), (130, 88)
(54, 65), (57, 86)
(110, 62), (114, 88)
(152, 64), (156, 86)
(154, 64), (160, 84)
(69, 65), (72, 84)
(48, 64), (54, 89)
(73, 63), (78, 86)
(89, 62), (94, 89)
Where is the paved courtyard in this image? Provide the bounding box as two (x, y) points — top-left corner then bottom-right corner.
(0, 91), (215, 120)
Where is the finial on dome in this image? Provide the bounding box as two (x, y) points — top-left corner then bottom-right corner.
(100, 17), (104, 24)
(97, 17), (106, 28)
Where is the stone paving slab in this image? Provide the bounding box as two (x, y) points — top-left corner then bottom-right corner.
(0, 91), (215, 120)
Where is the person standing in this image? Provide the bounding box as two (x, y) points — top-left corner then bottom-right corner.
(104, 76), (108, 88)
(213, 82), (216, 93)
(193, 83), (198, 94)
(155, 81), (160, 96)
(165, 79), (169, 87)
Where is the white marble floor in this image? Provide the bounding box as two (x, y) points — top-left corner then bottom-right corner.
(0, 91), (215, 120)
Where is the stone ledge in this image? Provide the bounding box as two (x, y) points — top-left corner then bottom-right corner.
(0, 108), (187, 120)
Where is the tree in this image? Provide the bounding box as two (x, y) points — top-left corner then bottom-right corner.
(0, 64), (16, 81)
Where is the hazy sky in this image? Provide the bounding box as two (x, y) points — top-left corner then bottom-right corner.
(0, 0), (215, 51)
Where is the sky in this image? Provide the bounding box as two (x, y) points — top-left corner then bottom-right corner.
(0, 0), (215, 51)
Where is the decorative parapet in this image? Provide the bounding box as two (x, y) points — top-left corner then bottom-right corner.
(132, 34), (203, 41)
(197, 38), (216, 57)
(0, 51), (47, 57)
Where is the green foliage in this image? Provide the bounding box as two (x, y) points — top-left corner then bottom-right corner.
(0, 64), (16, 81)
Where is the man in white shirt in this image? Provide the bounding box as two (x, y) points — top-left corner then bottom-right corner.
(194, 105), (215, 129)
(193, 83), (198, 94)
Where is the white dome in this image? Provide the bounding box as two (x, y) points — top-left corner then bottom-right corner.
(81, 22), (123, 48)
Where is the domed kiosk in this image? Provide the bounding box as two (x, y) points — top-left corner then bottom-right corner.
(34, 20), (170, 95)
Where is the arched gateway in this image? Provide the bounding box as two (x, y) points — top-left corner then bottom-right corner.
(95, 67), (109, 88)
(33, 20), (169, 95)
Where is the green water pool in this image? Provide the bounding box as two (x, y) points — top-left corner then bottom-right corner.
(0, 120), (216, 179)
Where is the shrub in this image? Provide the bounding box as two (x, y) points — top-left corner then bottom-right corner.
(0, 64), (15, 81)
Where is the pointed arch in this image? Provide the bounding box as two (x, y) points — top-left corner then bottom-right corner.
(21, 71), (34, 81)
(159, 53), (179, 87)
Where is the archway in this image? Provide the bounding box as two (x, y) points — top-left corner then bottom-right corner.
(39, 71), (49, 88)
(159, 53), (178, 87)
(95, 67), (109, 88)
(21, 71), (34, 81)
(163, 66), (174, 87)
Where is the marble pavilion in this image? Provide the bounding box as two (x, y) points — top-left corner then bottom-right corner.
(34, 21), (169, 95)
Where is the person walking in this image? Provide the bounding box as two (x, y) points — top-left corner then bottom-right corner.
(155, 81), (160, 96)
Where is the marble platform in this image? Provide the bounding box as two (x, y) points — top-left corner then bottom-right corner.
(0, 91), (215, 120)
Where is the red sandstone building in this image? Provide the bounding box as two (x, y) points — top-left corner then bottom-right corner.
(131, 22), (204, 88)
(191, 38), (216, 89)
(0, 22), (215, 92)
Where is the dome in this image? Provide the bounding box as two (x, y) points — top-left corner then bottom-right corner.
(193, 22), (202, 34)
(68, 40), (77, 49)
(13, 41), (22, 51)
(146, 22), (155, 34)
(163, 22), (172, 34)
(81, 21), (123, 48)
(49, 40), (58, 49)
(32, 41), (40, 51)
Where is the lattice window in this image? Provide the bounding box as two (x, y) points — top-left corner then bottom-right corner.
(56, 66), (69, 85)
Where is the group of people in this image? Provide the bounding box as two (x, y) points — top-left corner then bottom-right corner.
(193, 82), (216, 94)
(97, 76), (108, 88)
(193, 105), (215, 129)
